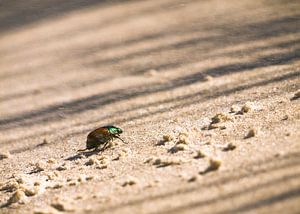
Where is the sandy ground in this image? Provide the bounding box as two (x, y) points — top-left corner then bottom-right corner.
(0, 0), (300, 213)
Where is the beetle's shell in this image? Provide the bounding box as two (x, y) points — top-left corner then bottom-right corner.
(86, 127), (113, 149)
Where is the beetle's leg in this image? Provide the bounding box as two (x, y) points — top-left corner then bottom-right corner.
(100, 141), (110, 151)
(115, 135), (127, 144)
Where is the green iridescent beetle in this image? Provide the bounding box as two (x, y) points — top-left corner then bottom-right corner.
(78, 125), (126, 152)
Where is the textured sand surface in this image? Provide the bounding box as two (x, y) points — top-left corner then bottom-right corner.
(0, 0), (300, 213)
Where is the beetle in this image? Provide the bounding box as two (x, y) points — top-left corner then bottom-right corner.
(78, 125), (126, 152)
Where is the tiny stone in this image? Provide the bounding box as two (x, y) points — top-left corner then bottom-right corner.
(203, 75), (213, 81)
(47, 158), (56, 164)
(68, 181), (77, 186)
(7, 189), (27, 205)
(241, 102), (253, 113)
(282, 115), (289, 120)
(177, 136), (190, 145)
(52, 183), (63, 189)
(51, 201), (74, 212)
(0, 151), (11, 160)
(99, 158), (109, 165)
(291, 90), (300, 100)
(163, 134), (174, 142)
(145, 69), (158, 76)
(33, 208), (56, 214)
(209, 158), (221, 170)
(200, 158), (222, 175)
(244, 128), (256, 139)
(56, 166), (66, 171)
(85, 157), (99, 166)
(144, 157), (153, 163)
(96, 164), (108, 169)
(121, 176), (138, 187)
(75, 195), (83, 200)
(22, 186), (39, 196)
(86, 176), (94, 181)
(187, 176), (197, 182)
(45, 172), (59, 181)
(169, 144), (187, 153)
(223, 143), (237, 151)
(11, 175), (24, 184)
(208, 123), (219, 130)
(77, 176), (86, 183)
(0, 180), (20, 192)
(194, 150), (206, 159)
(219, 125), (226, 130)
(34, 161), (46, 172)
(34, 182), (41, 186)
(211, 113), (232, 124)
(230, 105), (240, 113)
(152, 157), (182, 167)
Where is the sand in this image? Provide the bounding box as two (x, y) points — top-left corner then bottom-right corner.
(0, 0), (300, 213)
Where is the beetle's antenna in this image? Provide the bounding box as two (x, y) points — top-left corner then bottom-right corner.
(115, 136), (127, 144)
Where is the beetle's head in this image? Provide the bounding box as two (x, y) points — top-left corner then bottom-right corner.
(106, 125), (123, 136)
(104, 125), (126, 144)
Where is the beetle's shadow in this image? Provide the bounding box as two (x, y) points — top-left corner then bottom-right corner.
(65, 149), (102, 161)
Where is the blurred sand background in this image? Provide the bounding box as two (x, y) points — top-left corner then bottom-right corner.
(0, 0), (300, 213)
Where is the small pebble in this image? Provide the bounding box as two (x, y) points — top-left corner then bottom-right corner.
(291, 90), (300, 100)
(163, 134), (174, 142)
(208, 123), (219, 130)
(200, 158), (222, 175)
(0, 151), (11, 160)
(203, 75), (213, 81)
(211, 113), (232, 124)
(86, 176), (94, 181)
(68, 181), (77, 186)
(177, 135), (190, 145)
(51, 200), (74, 212)
(194, 150), (206, 159)
(33, 207), (56, 214)
(121, 176), (138, 187)
(56, 164), (68, 171)
(223, 143), (237, 151)
(6, 189), (27, 205)
(34, 181), (41, 186)
(77, 176), (86, 183)
(33, 161), (47, 172)
(230, 105), (240, 113)
(75, 195), (83, 200)
(21, 185), (40, 196)
(47, 158), (56, 164)
(152, 157), (183, 167)
(208, 158), (221, 171)
(45, 172), (59, 181)
(42, 139), (49, 145)
(0, 180), (19, 192)
(52, 183), (63, 189)
(85, 157), (99, 166)
(169, 144), (187, 153)
(244, 128), (257, 139)
(14, 176), (24, 184)
(145, 69), (158, 76)
(187, 176), (197, 182)
(96, 164), (108, 169)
